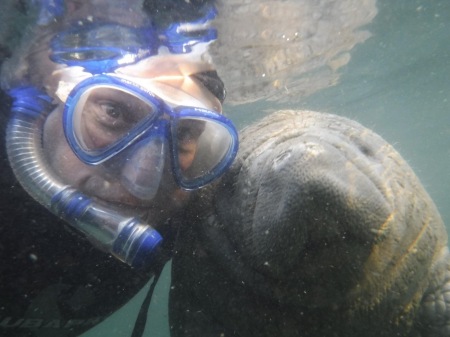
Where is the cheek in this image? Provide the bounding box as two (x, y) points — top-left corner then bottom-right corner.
(43, 110), (93, 186)
(178, 143), (197, 171)
(178, 154), (194, 171)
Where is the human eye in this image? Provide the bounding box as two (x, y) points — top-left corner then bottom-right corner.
(95, 100), (129, 129)
(100, 101), (123, 119)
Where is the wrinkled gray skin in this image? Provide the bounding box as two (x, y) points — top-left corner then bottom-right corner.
(170, 110), (450, 337)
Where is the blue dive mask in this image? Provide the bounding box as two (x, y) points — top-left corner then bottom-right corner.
(49, 6), (218, 73)
(63, 74), (238, 194)
(51, 4), (235, 198)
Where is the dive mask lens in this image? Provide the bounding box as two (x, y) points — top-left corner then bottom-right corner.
(64, 76), (162, 164)
(121, 133), (167, 201)
(51, 24), (156, 72)
(171, 109), (239, 189)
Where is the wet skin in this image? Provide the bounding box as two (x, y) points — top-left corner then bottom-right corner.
(42, 80), (216, 227)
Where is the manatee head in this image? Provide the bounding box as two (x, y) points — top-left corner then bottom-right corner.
(215, 110), (447, 311)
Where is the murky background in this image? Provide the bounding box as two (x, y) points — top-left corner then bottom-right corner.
(297, 0), (450, 229)
(78, 0), (450, 336)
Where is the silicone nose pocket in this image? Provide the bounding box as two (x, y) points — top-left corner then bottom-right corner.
(121, 137), (166, 201)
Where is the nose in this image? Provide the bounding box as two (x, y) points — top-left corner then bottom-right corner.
(120, 135), (167, 201)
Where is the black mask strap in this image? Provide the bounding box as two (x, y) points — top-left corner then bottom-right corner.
(191, 70), (226, 103)
(131, 263), (165, 337)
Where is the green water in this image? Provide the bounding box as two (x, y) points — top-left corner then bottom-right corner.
(297, 0), (450, 227)
(229, 0), (450, 225)
(81, 263), (171, 337)
(84, 0), (450, 336)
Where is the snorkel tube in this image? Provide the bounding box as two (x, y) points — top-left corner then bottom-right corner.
(6, 87), (162, 269)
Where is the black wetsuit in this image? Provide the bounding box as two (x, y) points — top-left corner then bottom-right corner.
(0, 5), (155, 331)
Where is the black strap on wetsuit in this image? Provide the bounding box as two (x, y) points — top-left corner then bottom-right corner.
(131, 262), (165, 337)
(129, 69), (225, 336)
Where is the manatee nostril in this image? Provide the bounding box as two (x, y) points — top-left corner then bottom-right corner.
(352, 138), (374, 158)
(359, 144), (373, 157)
(272, 149), (292, 170)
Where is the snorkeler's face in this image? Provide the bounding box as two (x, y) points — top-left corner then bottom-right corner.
(43, 107), (178, 213)
(42, 80), (217, 223)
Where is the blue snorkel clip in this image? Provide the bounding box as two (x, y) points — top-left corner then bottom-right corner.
(8, 86), (54, 117)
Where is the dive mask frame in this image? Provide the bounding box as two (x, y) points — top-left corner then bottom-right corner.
(63, 74), (239, 190)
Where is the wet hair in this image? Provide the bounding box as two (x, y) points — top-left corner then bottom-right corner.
(191, 70), (226, 103)
(142, 1), (227, 104)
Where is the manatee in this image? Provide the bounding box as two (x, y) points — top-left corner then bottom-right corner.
(169, 110), (450, 337)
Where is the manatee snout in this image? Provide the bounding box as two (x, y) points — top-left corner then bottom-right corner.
(186, 110), (448, 334)
(220, 111), (394, 285)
